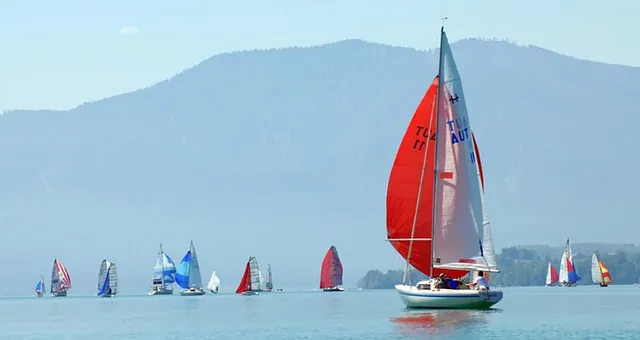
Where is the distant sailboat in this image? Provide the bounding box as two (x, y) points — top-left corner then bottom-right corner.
(559, 238), (581, 287)
(264, 264), (274, 292)
(207, 271), (220, 294)
(35, 275), (45, 297)
(235, 256), (262, 296)
(149, 243), (177, 295)
(175, 240), (206, 296)
(591, 251), (612, 287)
(97, 259), (118, 297)
(50, 258), (71, 297)
(320, 246), (344, 292)
(545, 263), (559, 286)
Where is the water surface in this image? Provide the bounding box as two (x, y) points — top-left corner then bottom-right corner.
(1, 286), (638, 339)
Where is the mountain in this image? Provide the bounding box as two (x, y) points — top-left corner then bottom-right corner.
(2, 38), (639, 295)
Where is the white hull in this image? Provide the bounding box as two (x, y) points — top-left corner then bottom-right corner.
(395, 284), (503, 309)
(148, 288), (173, 296)
(180, 289), (206, 296)
(242, 291), (259, 296)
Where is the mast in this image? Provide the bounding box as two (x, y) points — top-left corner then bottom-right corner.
(400, 24), (444, 285)
(159, 243), (165, 286)
(429, 23), (447, 279)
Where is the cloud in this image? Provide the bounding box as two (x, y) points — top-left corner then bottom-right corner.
(119, 26), (140, 35)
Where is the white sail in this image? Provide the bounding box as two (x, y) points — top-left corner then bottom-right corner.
(249, 257), (262, 291)
(591, 252), (603, 284)
(558, 240), (571, 283)
(108, 262), (119, 294)
(97, 260), (109, 291)
(189, 241), (203, 289)
(545, 263), (555, 285)
(432, 31), (486, 269)
(207, 271), (221, 292)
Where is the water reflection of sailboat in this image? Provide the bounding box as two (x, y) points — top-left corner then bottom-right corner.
(390, 310), (495, 336)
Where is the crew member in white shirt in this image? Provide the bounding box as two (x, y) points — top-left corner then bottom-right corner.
(467, 271), (489, 290)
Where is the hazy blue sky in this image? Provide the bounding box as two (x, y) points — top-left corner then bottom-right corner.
(1, 0), (638, 111)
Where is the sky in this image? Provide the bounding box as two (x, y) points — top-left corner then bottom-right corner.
(1, 0), (639, 111)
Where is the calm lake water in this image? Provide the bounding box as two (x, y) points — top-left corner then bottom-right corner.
(2, 286), (639, 339)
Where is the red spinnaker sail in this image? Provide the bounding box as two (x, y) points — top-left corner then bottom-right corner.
(550, 265), (559, 284)
(235, 260), (251, 294)
(57, 260), (72, 290)
(386, 76), (467, 279)
(320, 246), (343, 289)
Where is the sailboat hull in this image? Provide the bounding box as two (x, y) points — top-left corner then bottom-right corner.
(100, 293), (116, 298)
(599, 283), (609, 287)
(52, 291), (67, 297)
(241, 291), (259, 296)
(148, 288), (173, 296)
(322, 287), (345, 292)
(395, 284), (502, 309)
(179, 289), (206, 296)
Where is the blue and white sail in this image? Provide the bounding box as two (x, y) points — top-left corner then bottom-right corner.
(35, 275), (45, 296)
(175, 240), (203, 290)
(154, 247), (177, 285)
(97, 259), (119, 296)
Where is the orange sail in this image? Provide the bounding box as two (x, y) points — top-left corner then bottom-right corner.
(599, 261), (612, 284)
(235, 260), (251, 294)
(386, 76), (467, 279)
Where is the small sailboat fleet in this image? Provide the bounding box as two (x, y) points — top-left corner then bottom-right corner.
(559, 238), (581, 287)
(320, 246), (344, 292)
(546, 263), (559, 286)
(51, 258), (72, 297)
(149, 243), (177, 295)
(385, 24), (503, 309)
(591, 251), (612, 287)
(97, 259), (118, 297)
(35, 275), (45, 297)
(207, 271), (221, 293)
(175, 241), (206, 296)
(235, 256), (262, 296)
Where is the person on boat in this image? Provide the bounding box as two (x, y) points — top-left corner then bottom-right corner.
(467, 271), (489, 290)
(435, 273), (450, 290)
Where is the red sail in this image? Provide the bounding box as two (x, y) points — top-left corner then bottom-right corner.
(320, 246), (343, 289)
(386, 76), (467, 278)
(235, 260), (251, 294)
(550, 265), (559, 284)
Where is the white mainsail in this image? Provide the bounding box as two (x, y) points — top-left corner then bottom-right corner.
(591, 252), (603, 284)
(207, 271), (221, 292)
(249, 257), (262, 291)
(558, 240), (571, 283)
(189, 241), (203, 289)
(431, 31), (488, 270)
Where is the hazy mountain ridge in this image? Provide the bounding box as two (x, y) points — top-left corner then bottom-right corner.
(2, 38), (639, 295)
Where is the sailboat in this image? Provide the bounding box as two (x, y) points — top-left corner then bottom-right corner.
(175, 240), (206, 296)
(591, 251), (612, 287)
(235, 256), (262, 296)
(207, 271), (221, 293)
(148, 243), (177, 295)
(264, 264), (274, 292)
(545, 263), (559, 286)
(97, 259), (118, 297)
(559, 238), (581, 287)
(385, 25), (503, 309)
(320, 246), (344, 292)
(35, 275), (45, 297)
(50, 258), (72, 297)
